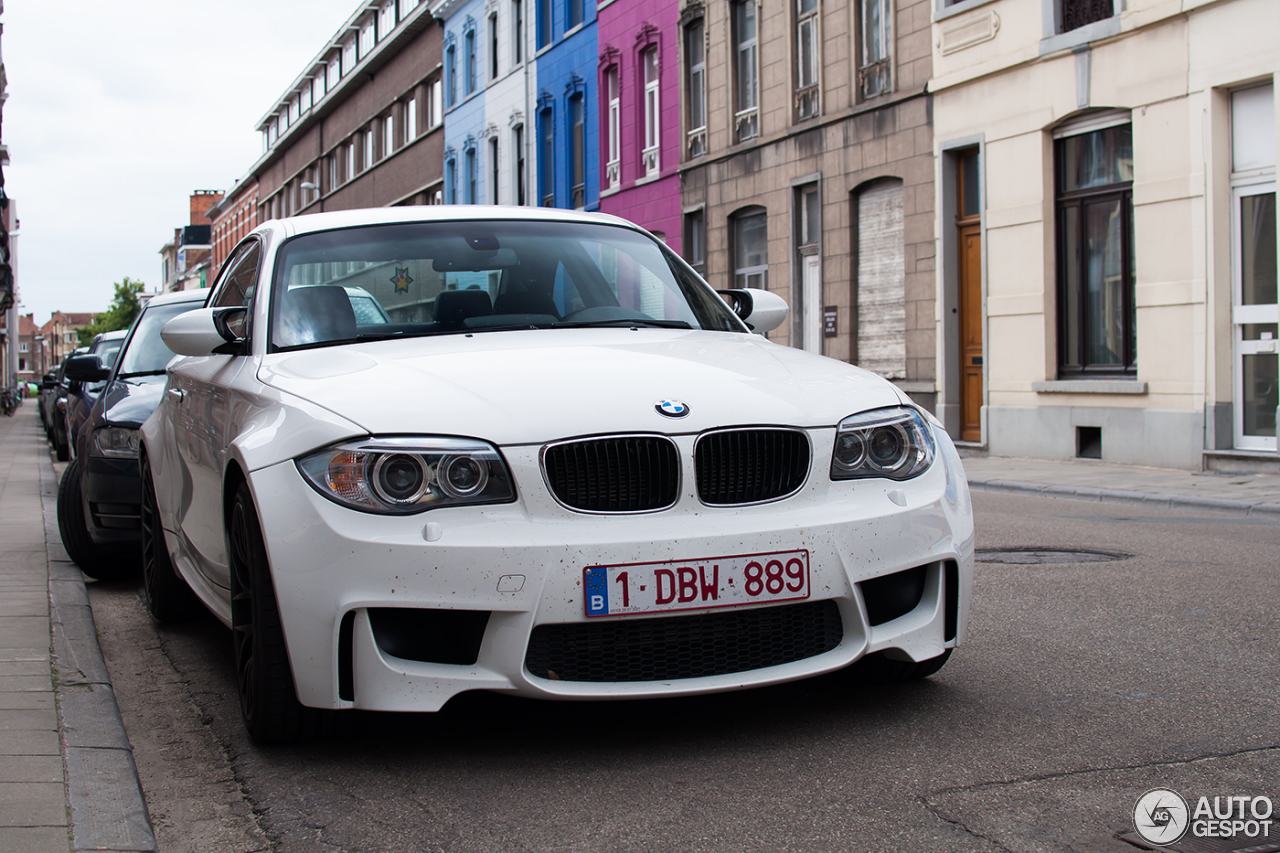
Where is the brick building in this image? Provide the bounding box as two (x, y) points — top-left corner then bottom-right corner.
(678, 0), (939, 413)
(159, 190), (222, 292)
(16, 313), (41, 383)
(208, 0), (445, 254)
(40, 312), (95, 367)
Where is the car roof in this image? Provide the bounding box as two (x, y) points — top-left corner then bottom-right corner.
(268, 205), (647, 240)
(143, 288), (209, 308)
(92, 329), (129, 345)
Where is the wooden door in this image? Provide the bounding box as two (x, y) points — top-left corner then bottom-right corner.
(959, 222), (983, 441)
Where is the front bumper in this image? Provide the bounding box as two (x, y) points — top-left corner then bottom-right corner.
(83, 456), (142, 547)
(246, 429), (975, 712)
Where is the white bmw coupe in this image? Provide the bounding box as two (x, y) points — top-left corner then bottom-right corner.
(141, 206), (974, 742)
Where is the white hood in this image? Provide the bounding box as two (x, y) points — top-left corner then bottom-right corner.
(256, 329), (904, 446)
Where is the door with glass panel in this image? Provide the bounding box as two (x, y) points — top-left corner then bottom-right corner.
(1233, 183), (1278, 451)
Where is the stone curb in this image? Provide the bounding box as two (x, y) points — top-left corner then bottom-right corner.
(967, 477), (1280, 516)
(39, 450), (158, 853)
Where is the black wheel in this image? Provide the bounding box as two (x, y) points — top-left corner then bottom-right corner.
(54, 427), (70, 462)
(854, 649), (953, 683)
(140, 455), (199, 622)
(57, 457), (127, 580)
(229, 481), (324, 743)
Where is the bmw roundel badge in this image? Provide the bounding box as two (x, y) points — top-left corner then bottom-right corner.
(655, 399), (690, 418)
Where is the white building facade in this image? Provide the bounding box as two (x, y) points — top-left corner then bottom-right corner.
(930, 0), (1279, 470)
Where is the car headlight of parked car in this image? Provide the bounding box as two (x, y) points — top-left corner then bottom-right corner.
(297, 437), (516, 514)
(830, 406), (936, 482)
(91, 426), (141, 459)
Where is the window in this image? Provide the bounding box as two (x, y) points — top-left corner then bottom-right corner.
(685, 20), (706, 158)
(300, 84), (312, 113)
(447, 156), (458, 204)
(465, 28), (477, 95)
(1055, 118), (1135, 376)
(684, 209), (706, 274)
(538, 0), (551, 48)
(447, 44), (457, 106)
(380, 1), (396, 37)
(490, 13), (499, 80)
(732, 0), (759, 142)
(571, 96), (585, 209)
(328, 54), (341, 89)
(429, 77), (443, 126)
(567, 0), (582, 30)
(514, 124), (526, 205)
(795, 0), (819, 120)
(346, 142), (356, 181)
(343, 38), (357, 74)
(733, 209), (768, 288)
(1059, 0), (1114, 34)
(406, 96), (418, 141)
(513, 0), (523, 64)
(398, 0), (416, 20)
(466, 147), (478, 204)
(360, 17), (376, 57)
(642, 48), (660, 178)
(329, 153), (339, 190)
(605, 66), (620, 190)
(364, 127), (375, 170)
(859, 0), (890, 99)
(490, 136), (500, 203)
(541, 108), (555, 206)
(384, 113), (395, 158)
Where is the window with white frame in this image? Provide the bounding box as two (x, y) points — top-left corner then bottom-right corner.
(398, 0), (416, 20)
(858, 0), (890, 99)
(380, 1), (396, 38)
(514, 124), (526, 205)
(732, 0), (759, 142)
(512, 0), (523, 65)
(360, 16), (376, 57)
(642, 48), (660, 178)
(329, 153), (339, 190)
(685, 19), (706, 158)
(795, 0), (819, 121)
(328, 54), (341, 89)
(384, 112), (395, 158)
(343, 37), (357, 73)
(364, 127), (375, 170)
(301, 84), (312, 113)
(605, 66), (620, 190)
(733, 208), (768, 288)
(429, 77), (443, 126)
(406, 95), (418, 141)
(490, 136), (500, 203)
(567, 0), (582, 30)
(346, 141), (356, 181)
(1057, 0), (1114, 34)
(465, 27), (477, 96)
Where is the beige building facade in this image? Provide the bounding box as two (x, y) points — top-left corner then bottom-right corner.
(679, 0), (940, 413)
(930, 0), (1279, 469)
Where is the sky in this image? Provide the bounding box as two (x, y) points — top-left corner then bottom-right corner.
(4, 0), (363, 325)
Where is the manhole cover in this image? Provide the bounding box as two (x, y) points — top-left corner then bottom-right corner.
(975, 547), (1132, 564)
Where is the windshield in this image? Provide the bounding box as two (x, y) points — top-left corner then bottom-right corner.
(116, 301), (205, 376)
(92, 338), (125, 368)
(269, 219), (743, 350)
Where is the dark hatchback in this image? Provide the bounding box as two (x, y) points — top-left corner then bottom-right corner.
(57, 289), (208, 578)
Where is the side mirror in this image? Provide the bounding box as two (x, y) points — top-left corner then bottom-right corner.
(63, 354), (112, 383)
(162, 307), (248, 357)
(717, 288), (789, 334)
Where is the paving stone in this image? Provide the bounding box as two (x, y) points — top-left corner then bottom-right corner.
(0, 707), (57, 732)
(0, 727), (60, 756)
(0, 826), (72, 853)
(0, 754), (63, 783)
(0, 782), (68, 827)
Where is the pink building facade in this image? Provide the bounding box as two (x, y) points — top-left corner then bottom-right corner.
(596, 0), (682, 254)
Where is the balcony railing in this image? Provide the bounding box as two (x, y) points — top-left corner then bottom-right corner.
(606, 159), (620, 190)
(687, 127), (706, 159)
(858, 60), (891, 100)
(735, 107), (759, 143)
(795, 86), (819, 121)
(642, 146), (659, 179)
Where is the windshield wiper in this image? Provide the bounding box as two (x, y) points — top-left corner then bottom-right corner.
(553, 318), (693, 330)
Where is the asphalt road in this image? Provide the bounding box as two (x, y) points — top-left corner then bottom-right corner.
(84, 490), (1280, 853)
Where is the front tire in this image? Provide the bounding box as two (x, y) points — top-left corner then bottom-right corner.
(57, 458), (126, 580)
(229, 481), (324, 743)
(140, 455), (199, 622)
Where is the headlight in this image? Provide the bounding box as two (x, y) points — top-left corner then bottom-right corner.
(91, 426), (140, 459)
(297, 437), (515, 514)
(830, 406), (935, 481)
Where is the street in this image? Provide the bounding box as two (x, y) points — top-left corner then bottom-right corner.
(81, 488), (1280, 853)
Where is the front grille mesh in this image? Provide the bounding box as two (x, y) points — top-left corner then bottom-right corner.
(543, 436), (679, 512)
(524, 600), (843, 682)
(695, 429), (810, 505)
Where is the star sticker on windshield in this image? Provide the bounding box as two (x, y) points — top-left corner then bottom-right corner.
(391, 267), (413, 293)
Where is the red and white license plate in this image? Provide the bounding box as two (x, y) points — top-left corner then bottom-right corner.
(583, 550), (810, 617)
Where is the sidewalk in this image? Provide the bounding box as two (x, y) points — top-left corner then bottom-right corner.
(0, 406), (1276, 852)
(0, 405), (155, 853)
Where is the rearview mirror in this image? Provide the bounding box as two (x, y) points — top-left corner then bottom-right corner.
(717, 288), (789, 334)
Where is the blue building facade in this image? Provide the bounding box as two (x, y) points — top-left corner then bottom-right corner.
(534, 0), (598, 210)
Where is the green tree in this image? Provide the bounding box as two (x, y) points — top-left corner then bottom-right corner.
(77, 277), (146, 346)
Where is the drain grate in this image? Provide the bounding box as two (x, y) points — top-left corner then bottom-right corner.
(976, 547), (1132, 564)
